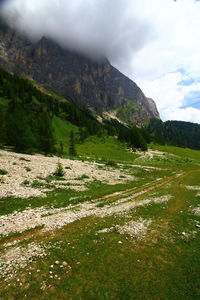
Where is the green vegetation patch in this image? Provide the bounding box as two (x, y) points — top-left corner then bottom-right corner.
(116, 100), (139, 120)
(0, 169), (8, 175)
(77, 136), (139, 162)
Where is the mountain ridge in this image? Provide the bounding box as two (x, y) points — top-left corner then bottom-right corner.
(0, 21), (160, 126)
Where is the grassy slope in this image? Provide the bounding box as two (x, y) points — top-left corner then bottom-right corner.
(52, 116), (79, 153)
(150, 143), (200, 160)
(0, 146), (200, 299)
(77, 136), (139, 162)
(52, 116), (138, 162)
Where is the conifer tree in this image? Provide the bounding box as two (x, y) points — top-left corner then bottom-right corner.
(69, 130), (77, 156)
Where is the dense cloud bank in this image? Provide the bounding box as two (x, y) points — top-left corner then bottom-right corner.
(1, 0), (200, 123)
(0, 0), (154, 64)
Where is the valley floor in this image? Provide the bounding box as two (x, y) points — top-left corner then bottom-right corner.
(0, 146), (200, 299)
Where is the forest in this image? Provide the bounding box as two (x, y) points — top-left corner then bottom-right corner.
(147, 118), (200, 150)
(1, 67), (199, 154)
(0, 67), (148, 153)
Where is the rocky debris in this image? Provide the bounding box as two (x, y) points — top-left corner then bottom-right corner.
(192, 206), (200, 216)
(180, 231), (197, 240)
(0, 195), (172, 237)
(98, 227), (115, 233)
(116, 218), (152, 239)
(99, 218), (152, 240)
(185, 185), (200, 191)
(135, 150), (169, 162)
(0, 149), (134, 199)
(0, 242), (47, 279)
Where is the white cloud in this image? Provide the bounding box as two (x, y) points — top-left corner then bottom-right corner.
(138, 72), (200, 123)
(128, 0), (200, 124)
(164, 107), (200, 124)
(1, 0), (154, 60)
(2, 0), (200, 123)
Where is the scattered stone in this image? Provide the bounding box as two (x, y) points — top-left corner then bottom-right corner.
(0, 149), (133, 199)
(55, 261), (60, 265)
(118, 241), (122, 244)
(62, 261), (68, 267)
(0, 242), (47, 279)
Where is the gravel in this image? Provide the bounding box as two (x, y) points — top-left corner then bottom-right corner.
(0, 195), (172, 236)
(185, 185), (200, 191)
(116, 218), (152, 239)
(0, 242), (47, 279)
(0, 149), (134, 199)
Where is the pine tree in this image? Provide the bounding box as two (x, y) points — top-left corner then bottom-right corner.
(69, 130), (77, 156)
(6, 106), (37, 152)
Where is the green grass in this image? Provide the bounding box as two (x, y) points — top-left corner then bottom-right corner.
(52, 116), (78, 153)
(77, 136), (139, 162)
(52, 116), (139, 162)
(150, 143), (200, 162)
(116, 100), (139, 121)
(0, 97), (9, 106)
(1, 145), (200, 299)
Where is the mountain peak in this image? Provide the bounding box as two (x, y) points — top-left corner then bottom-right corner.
(0, 22), (160, 125)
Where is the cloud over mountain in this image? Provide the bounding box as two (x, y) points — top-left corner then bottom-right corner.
(1, 0), (200, 123)
(1, 0), (154, 64)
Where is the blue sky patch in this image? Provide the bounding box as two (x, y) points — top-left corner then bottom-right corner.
(181, 91), (200, 109)
(179, 78), (197, 86)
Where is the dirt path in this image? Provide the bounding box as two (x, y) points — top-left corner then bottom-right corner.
(1, 167), (199, 284)
(0, 170), (188, 244)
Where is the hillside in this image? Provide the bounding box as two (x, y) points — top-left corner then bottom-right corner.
(148, 118), (200, 150)
(0, 66), (148, 154)
(0, 20), (160, 126)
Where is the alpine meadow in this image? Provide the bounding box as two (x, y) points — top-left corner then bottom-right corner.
(0, 1), (200, 299)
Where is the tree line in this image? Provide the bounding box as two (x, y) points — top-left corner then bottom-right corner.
(0, 67), (148, 153)
(147, 118), (200, 150)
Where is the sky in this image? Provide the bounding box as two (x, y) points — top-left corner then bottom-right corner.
(1, 0), (200, 123)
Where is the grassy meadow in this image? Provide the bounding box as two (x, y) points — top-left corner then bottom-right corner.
(0, 144), (200, 299)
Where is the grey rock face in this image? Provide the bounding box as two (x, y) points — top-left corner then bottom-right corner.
(0, 22), (160, 125)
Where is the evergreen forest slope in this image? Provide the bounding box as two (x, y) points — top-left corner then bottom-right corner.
(0, 67), (148, 156)
(148, 118), (200, 150)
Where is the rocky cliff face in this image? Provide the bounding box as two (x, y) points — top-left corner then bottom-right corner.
(0, 22), (160, 125)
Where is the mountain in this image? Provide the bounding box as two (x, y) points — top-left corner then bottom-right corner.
(0, 21), (159, 125)
(0, 66), (150, 153)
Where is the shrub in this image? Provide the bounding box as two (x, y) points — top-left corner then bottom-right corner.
(25, 167), (31, 172)
(53, 161), (65, 177)
(76, 174), (90, 180)
(0, 169), (8, 175)
(23, 180), (30, 185)
(105, 161), (118, 167)
(19, 157), (31, 162)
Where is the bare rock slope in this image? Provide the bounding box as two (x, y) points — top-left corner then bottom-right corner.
(0, 21), (160, 125)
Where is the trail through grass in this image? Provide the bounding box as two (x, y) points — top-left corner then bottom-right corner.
(0, 146), (200, 299)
